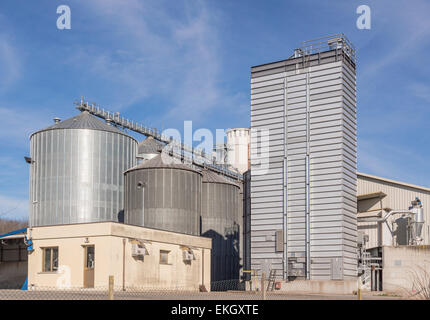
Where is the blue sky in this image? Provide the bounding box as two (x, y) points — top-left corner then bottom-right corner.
(0, 0), (429, 220)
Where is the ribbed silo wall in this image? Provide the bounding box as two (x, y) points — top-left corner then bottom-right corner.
(250, 48), (357, 280)
(124, 168), (201, 236)
(201, 182), (240, 282)
(29, 129), (137, 227)
(243, 170), (252, 280)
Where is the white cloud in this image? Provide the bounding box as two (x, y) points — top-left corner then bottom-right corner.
(0, 36), (21, 91)
(67, 0), (246, 124)
(360, 0), (430, 80)
(0, 106), (50, 145)
(0, 194), (28, 220)
(358, 138), (430, 188)
(409, 83), (430, 104)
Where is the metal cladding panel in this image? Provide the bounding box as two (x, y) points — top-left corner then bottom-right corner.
(124, 167), (201, 236)
(250, 48), (357, 280)
(357, 173), (430, 248)
(29, 128), (137, 227)
(201, 180), (240, 282)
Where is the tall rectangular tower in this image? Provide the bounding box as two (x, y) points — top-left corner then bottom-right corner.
(250, 35), (357, 280)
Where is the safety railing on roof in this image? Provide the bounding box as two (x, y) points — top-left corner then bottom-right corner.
(294, 33), (356, 64)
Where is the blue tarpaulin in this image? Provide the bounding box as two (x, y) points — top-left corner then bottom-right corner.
(0, 228), (27, 238)
(21, 277), (28, 290)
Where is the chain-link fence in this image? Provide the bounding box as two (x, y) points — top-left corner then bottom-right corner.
(0, 278), (410, 300)
(0, 278), (292, 300)
(0, 284), (253, 300)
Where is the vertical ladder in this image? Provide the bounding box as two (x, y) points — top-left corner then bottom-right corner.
(266, 270), (277, 291)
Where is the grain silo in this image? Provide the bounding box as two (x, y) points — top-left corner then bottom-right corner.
(124, 154), (201, 236)
(200, 169), (240, 283)
(29, 111), (137, 227)
(137, 136), (165, 162)
(250, 34), (357, 280)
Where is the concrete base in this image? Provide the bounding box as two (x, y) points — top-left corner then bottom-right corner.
(277, 279), (358, 295)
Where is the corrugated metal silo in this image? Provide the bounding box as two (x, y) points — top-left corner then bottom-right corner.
(201, 170), (240, 283)
(124, 154), (201, 236)
(137, 136), (165, 163)
(250, 35), (357, 280)
(29, 111), (138, 227)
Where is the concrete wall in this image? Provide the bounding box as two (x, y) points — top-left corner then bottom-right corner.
(382, 246), (430, 294)
(27, 222), (211, 290)
(277, 279), (357, 295)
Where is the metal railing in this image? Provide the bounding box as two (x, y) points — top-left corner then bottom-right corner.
(296, 33), (356, 64)
(74, 98), (243, 181)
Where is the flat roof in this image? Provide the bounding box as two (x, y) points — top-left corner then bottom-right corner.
(358, 172), (430, 193)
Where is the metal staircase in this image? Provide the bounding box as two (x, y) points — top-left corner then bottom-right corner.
(360, 252), (372, 290)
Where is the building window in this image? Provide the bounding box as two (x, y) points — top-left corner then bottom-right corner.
(160, 250), (170, 265)
(42, 247), (58, 272)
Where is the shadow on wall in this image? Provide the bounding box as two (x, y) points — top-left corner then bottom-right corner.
(201, 225), (241, 291)
(394, 217), (409, 245)
(118, 210), (125, 223)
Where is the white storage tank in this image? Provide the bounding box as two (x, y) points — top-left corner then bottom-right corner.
(226, 128), (250, 174)
(137, 136), (165, 163)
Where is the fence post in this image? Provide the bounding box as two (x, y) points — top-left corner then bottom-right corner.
(261, 272), (266, 300)
(357, 277), (362, 300)
(108, 275), (114, 300)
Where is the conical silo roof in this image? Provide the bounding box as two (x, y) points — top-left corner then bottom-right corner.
(138, 136), (165, 155)
(31, 111), (133, 138)
(125, 154), (201, 174)
(201, 169), (239, 187)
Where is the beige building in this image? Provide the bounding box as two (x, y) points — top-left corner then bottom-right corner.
(357, 172), (430, 248)
(381, 245), (430, 294)
(27, 222), (211, 290)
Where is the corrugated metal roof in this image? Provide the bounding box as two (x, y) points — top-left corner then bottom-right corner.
(125, 154), (201, 174)
(138, 136), (165, 154)
(32, 111), (133, 138)
(358, 172), (430, 193)
(201, 169), (239, 187)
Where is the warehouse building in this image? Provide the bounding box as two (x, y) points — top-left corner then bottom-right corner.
(357, 172), (430, 293)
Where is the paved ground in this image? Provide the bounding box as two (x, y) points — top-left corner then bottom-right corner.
(0, 289), (407, 300)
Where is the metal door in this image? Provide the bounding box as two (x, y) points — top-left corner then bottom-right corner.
(83, 246), (95, 288)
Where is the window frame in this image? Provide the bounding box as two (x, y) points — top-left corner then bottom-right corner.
(42, 247), (59, 273)
(159, 250), (170, 265)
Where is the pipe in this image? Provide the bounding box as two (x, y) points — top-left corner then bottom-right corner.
(357, 210), (413, 223)
(305, 72), (311, 280)
(202, 248), (205, 287)
(122, 238), (126, 291)
(282, 76), (288, 280)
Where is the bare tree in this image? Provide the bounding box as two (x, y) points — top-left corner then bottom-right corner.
(407, 260), (430, 300)
(0, 218), (28, 235)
